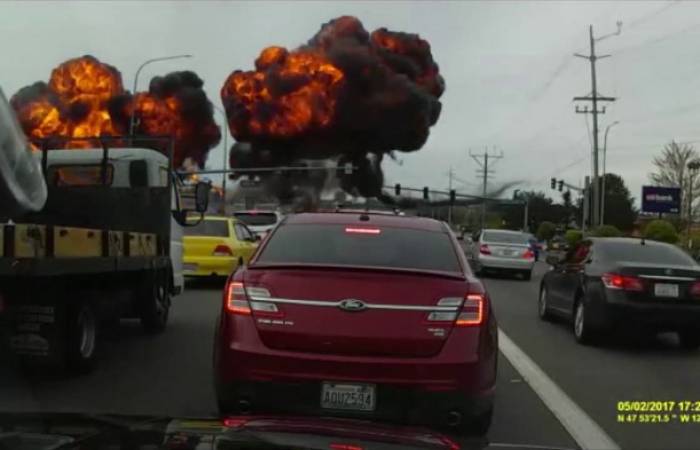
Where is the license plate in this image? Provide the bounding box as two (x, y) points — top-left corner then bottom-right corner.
(183, 263), (198, 272)
(502, 249), (515, 256)
(321, 382), (375, 411)
(655, 283), (679, 298)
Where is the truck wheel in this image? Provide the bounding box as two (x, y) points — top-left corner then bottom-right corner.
(66, 301), (98, 374)
(140, 270), (171, 333)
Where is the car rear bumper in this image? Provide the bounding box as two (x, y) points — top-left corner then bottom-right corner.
(215, 379), (494, 427)
(589, 286), (700, 330)
(604, 302), (700, 329)
(478, 255), (534, 271)
(183, 257), (236, 277)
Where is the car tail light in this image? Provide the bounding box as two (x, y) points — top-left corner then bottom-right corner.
(222, 417), (249, 428)
(456, 294), (485, 326)
(479, 244), (491, 255)
(345, 227), (381, 235)
(690, 280), (700, 298)
(601, 273), (644, 292)
(523, 249), (535, 259)
(329, 445), (364, 450)
(225, 281), (280, 316)
(213, 244), (233, 256)
(426, 294), (485, 326)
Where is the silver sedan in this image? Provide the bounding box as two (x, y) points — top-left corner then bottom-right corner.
(470, 229), (536, 280)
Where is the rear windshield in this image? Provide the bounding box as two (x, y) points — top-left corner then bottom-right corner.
(598, 242), (697, 266)
(233, 212), (278, 226)
(184, 219), (229, 237)
(256, 224), (462, 273)
(482, 231), (528, 245)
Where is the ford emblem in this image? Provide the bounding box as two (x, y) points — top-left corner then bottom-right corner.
(338, 299), (367, 312)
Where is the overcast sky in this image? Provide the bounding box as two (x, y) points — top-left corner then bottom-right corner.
(3, 0), (699, 203)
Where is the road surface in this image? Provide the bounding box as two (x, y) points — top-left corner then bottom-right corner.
(5, 262), (699, 449)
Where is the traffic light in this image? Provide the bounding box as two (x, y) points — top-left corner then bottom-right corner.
(394, 183), (401, 196)
(558, 180), (564, 192)
(550, 178), (556, 189)
(449, 189), (456, 203)
(423, 187), (429, 200)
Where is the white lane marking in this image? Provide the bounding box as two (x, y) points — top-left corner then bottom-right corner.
(498, 329), (620, 450)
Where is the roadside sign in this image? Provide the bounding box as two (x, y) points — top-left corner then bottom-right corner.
(641, 186), (681, 214)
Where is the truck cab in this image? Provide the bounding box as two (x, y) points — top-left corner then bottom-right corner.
(38, 147), (185, 295)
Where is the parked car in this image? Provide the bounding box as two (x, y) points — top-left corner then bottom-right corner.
(470, 229), (535, 280)
(232, 210), (284, 238)
(539, 237), (700, 347)
(214, 211), (498, 436)
(183, 216), (258, 278)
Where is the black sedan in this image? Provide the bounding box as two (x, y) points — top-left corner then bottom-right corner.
(539, 237), (700, 347)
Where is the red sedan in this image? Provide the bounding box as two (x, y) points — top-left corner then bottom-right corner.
(213, 211), (498, 436)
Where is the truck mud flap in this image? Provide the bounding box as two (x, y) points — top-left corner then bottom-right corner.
(4, 302), (66, 366)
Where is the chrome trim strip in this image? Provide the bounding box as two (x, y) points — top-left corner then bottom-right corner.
(638, 275), (696, 281)
(248, 296), (460, 311)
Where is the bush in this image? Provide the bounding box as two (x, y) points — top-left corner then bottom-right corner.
(643, 219), (678, 243)
(536, 221), (556, 241)
(565, 229), (583, 246)
(591, 225), (622, 237)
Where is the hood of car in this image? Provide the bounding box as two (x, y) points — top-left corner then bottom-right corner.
(0, 412), (469, 450)
(0, 412), (577, 450)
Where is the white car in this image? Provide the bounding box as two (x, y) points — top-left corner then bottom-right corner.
(232, 210), (283, 238)
(470, 229), (536, 280)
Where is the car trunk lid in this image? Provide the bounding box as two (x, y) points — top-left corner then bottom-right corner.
(615, 262), (700, 302)
(242, 266), (468, 357)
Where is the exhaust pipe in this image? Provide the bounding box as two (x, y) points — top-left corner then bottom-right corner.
(238, 399), (252, 414)
(447, 410), (462, 427)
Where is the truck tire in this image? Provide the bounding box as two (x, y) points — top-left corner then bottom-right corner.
(66, 300), (98, 374)
(139, 270), (171, 333)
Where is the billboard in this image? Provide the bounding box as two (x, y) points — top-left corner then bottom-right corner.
(642, 186), (681, 214)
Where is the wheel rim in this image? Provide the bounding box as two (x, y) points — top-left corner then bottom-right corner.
(78, 309), (96, 358)
(539, 289), (547, 316)
(574, 303), (584, 338)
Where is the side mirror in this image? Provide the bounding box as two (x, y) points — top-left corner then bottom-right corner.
(546, 254), (562, 266)
(456, 234), (464, 241)
(194, 181), (211, 213)
(255, 234), (262, 242)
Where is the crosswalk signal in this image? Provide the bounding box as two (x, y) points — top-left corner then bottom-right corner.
(449, 189), (456, 203)
(423, 187), (429, 200)
(395, 183), (401, 196)
(550, 178), (556, 189)
(558, 180), (564, 192)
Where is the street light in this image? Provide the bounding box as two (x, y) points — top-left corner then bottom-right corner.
(213, 105), (229, 214)
(129, 54), (193, 139)
(600, 120), (620, 226)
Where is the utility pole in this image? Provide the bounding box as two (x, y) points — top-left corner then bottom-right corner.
(470, 147), (503, 229)
(574, 22), (621, 228)
(447, 166), (454, 225)
(583, 176), (591, 234)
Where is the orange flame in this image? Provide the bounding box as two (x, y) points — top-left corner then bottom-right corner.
(221, 46), (344, 139)
(11, 55), (221, 168)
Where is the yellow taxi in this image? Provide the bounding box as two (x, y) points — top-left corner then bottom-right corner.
(183, 216), (259, 278)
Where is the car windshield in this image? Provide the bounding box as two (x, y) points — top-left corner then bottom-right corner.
(482, 231), (529, 245)
(184, 219), (229, 237)
(257, 224), (461, 273)
(233, 212), (278, 226)
(598, 241), (697, 266)
(7, 1), (700, 448)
